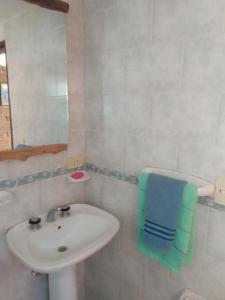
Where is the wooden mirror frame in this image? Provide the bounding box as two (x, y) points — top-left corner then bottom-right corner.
(0, 144), (67, 161)
(22, 0), (69, 13)
(0, 0), (69, 161)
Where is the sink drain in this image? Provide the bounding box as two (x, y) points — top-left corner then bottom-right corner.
(57, 246), (68, 253)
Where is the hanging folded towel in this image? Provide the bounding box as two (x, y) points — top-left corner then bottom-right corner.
(138, 171), (198, 272)
(142, 174), (186, 253)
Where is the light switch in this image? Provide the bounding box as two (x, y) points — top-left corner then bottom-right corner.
(66, 154), (85, 169)
(215, 177), (225, 206)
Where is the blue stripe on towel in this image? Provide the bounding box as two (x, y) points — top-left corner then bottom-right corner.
(144, 229), (174, 241)
(145, 224), (176, 237)
(145, 220), (176, 232)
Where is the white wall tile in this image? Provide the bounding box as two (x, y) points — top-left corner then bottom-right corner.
(0, 182), (41, 231)
(102, 0), (153, 51)
(101, 49), (127, 92)
(83, 0), (118, 14)
(207, 209), (225, 260)
(124, 135), (178, 175)
(143, 259), (183, 300)
(83, 0), (225, 299)
(178, 144), (225, 181)
(83, 9), (104, 55)
(84, 54), (103, 98)
(0, 232), (48, 300)
(86, 130), (124, 171)
(183, 36), (225, 91)
(102, 177), (137, 222)
(85, 266), (120, 300)
(186, 5), (224, 37)
(153, 0), (187, 40)
(119, 282), (141, 300)
(126, 40), (183, 92)
(150, 92), (219, 145)
(0, 161), (9, 181)
(40, 175), (84, 213)
(216, 93), (225, 146)
(84, 172), (104, 208)
(85, 94), (103, 131)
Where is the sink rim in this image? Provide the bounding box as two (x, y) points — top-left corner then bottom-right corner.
(7, 204), (120, 273)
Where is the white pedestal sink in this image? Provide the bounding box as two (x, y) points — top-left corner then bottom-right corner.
(7, 204), (120, 300)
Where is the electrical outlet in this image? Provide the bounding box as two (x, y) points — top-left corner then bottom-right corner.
(215, 177), (225, 206)
(66, 154), (84, 169)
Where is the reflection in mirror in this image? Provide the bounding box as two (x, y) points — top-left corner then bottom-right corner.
(0, 0), (69, 152)
(0, 41), (13, 151)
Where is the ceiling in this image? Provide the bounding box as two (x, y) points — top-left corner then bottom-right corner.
(0, 0), (30, 23)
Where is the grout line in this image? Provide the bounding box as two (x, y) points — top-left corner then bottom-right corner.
(215, 92), (223, 146)
(150, 0), (155, 44)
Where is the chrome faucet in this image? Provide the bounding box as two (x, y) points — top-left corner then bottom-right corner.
(46, 205), (71, 222)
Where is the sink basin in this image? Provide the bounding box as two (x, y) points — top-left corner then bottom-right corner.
(7, 204), (120, 274)
(7, 204), (120, 300)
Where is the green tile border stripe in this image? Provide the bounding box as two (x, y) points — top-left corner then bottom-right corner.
(85, 163), (138, 184)
(0, 163), (137, 190)
(0, 162), (224, 211)
(0, 166), (84, 190)
(85, 163), (225, 212)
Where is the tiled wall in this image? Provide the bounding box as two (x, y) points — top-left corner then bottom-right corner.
(83, 0), (225, 299)
(0, 0), (85, 299)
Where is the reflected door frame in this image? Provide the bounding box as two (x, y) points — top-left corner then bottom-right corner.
(0, 40), (14, 150)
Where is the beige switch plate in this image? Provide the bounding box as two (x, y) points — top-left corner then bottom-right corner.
(66, 154), (85, 169)
(215, 177), (225, 206)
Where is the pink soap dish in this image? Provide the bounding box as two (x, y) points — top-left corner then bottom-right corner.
(67, 170), (90, 183)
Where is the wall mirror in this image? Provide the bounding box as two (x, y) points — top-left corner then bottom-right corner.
(0, 0), (69, 161)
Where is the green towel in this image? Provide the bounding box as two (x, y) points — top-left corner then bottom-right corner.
(137, 172), (198, 272)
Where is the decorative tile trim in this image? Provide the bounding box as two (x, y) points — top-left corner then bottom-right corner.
(85, 163), (225, 212)
(0, 166), (84, 190)
(1, 162), (224, 212)
(85, 163), (138, 185)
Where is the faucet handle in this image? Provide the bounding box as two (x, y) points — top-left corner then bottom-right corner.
(58, 205), (71, 217)
(29, 216), (41, 230)
(58, 205), (70, 212)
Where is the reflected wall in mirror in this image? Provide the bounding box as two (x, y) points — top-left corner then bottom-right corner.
(0, 0), (69, 152)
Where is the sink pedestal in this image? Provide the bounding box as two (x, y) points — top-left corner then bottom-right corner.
(49, 265), (78, 300)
